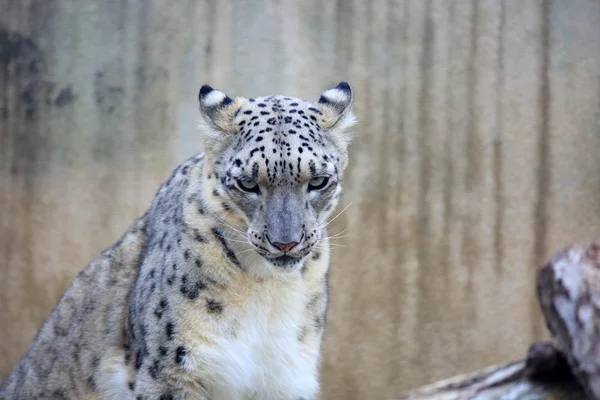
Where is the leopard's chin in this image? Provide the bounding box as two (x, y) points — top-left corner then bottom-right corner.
(265, 254), (304, 269)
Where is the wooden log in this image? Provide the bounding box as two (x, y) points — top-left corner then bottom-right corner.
(537, 242), (600, 399)
(398, 239), (600, 400)
(396, 342), (584, 399)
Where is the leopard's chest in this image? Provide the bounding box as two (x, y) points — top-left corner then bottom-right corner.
(184, 275), (320, 400)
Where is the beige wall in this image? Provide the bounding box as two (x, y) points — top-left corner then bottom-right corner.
(2, 0), (600, 398)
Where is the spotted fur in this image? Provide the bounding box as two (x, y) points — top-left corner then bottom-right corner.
(0, 82), (356, 400)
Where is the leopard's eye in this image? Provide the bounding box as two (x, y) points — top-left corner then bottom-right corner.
(237, 178), (260, 194)
(308, 176), (330, 191)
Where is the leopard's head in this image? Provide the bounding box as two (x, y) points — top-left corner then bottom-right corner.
(198, 83), (356, 271)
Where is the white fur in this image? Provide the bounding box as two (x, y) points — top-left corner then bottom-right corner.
(95, 350), (134, 400)
(198, 295), (318, 399)
(181, 256), (320, 400)
(201, 90), (228, 108)
(327, 110), (357, 152)
(321, 87), (350, 105)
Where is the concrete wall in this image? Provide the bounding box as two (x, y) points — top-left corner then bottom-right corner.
(1, 0), (600, 398)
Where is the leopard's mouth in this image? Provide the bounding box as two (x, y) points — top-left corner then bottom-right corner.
(263, 244), (318, 268)
(251, 239), (317, 268)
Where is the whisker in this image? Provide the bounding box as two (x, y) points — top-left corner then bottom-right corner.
(208, 208), (245, 231)
(215, 226), (248, 242)
(214, 234), (250, 245)
(235, 248), (258, 255)
(218, 222), (248, 239)
(324, 234), (350, 241)
(327, 243), (347, 248)
(316, 239), (346, 247)
(214, 232), (251, 245)
(317, 202), (352, 230)
(212, 225), (249, 243)
(207, 209), (248, 239)
(324, 227), (349, 239)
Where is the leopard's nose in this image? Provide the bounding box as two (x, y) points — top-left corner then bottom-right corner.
(266, 234), (299, 253)
(272, 241), (298, 253)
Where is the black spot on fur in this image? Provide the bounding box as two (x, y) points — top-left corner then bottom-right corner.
(135, 349), (143, 370)
(180, 274), (206, 300)
(309, 160), (317, 175)
(206, 298), (224, 314)
(175, 346), (186, 364)
(124, 352), (131, 366)
(166, 322), (174, 340)
(211, 227), (242, 269)
(128, 381), (135, 391)
(194, 230), (208, 243)
(148, 359), (160, 379)
(88, 376), (97, 391)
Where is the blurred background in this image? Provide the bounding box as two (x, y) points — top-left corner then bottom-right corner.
(1, 0), (600, 398)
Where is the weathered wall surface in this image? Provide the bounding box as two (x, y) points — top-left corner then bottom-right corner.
(1, 0), (600, 398)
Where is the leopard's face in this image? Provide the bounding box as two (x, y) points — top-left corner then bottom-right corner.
(199, 83), (355, 270)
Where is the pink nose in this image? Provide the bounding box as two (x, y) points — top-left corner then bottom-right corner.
(273, 241), (298, 253)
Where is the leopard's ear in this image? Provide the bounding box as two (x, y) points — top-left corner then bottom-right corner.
(198, 85), (245, 156)
(315, 82), (356, 148)
(198, 85), (244, 134)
